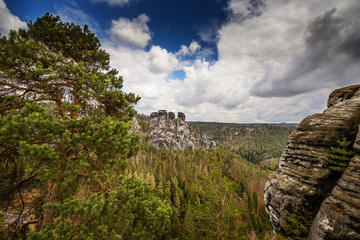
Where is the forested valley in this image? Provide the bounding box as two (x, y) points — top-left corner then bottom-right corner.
(0, 14), (293, 239)
(190, 122), (296, 164)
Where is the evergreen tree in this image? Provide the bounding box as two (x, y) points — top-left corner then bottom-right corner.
(29, 177), (172, 240)
(183, 152), (241, 239)
(0, 14), (173, 239)
(276, 210), (314, 240)
(326, 137), (354, 174)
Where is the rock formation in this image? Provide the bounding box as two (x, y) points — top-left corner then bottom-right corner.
(308, 125), (360, 239)
(148, 110), (216, 150)
(264, 85), (360, 239)
(129, 117), (140, 135)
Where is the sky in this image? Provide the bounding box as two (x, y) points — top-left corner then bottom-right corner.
(1, 0), (360, 123)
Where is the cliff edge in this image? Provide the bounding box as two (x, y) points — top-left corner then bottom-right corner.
(264, 85), (360, 239)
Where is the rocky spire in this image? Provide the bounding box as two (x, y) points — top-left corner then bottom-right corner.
(148, 110), (216, 150)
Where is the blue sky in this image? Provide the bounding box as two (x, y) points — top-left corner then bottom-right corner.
(5, 0), (226, 60)
(1, 0), (360, 123)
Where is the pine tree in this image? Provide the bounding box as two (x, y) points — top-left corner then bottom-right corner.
(326, 137), (354, 174)
(276, 210), (314, 240)
(0, 14), (173, 239)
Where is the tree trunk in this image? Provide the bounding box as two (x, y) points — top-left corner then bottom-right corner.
(38, 182), (61, 231)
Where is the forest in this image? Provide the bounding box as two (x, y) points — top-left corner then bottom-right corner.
(190, 122), (296, 164)
(0, 14), (290, 239)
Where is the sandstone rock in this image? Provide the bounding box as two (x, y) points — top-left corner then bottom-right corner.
(129, 117), (140, 135)
(168, 111), (175, 120)
(327, 84), (360, 108)
(159, 110), (167, 119)
(150, 112), (158, 119)
(178, 112), (186, 121)
(264, 85), (360, 238)
(308, 124), (360, 240)
(148, 110), (216, 150)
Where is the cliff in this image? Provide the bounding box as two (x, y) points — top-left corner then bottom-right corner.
(264, 85), (360, 239)
(148, 110), (216, 150)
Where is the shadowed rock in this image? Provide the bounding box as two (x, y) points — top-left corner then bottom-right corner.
(168, 112), (175, 120)
(150, 112), (158, 118)
(178, 112), (186, 121)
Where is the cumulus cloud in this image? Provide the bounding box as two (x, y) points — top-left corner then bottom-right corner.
(196, 19), (222, 44)
(149, 46), (178, 73)
(103, 0), (360, 123)
(227, 0), (264, 20)
(250, 1), (360, 97)
(189, 41), (201, 53)
(102, 41), (181, 114)
(0, 0), (26, 35)
(91, 0), (134, 6)
(177, 41), (201, 56)
(110, 14), (151, 48)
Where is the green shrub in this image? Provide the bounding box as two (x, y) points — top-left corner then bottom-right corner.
(276, 210), (314, 240)
(326, 137), (354, 174)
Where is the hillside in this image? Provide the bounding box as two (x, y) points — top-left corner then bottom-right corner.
(190, 122), (297, 164)
(127, 138), (273, 239)
(125, 114), (299, 239)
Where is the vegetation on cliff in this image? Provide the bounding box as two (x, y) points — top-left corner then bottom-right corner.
(326, 137), (354, 174)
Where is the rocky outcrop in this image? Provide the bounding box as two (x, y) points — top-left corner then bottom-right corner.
(129, 117), (140, 135)
(264, 85), (360, 238)
(308, 125), (360, 239)
(148, 110), (216, 150)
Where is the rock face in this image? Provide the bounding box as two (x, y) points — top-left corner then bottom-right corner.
(148, 110), (216, 150)
(129, 117), (140, 135)
(308, 125), (360, 239)
(264, 85), (360, 238)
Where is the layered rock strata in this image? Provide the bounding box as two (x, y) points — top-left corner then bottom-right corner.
(264, 85), (360, 238)
(308, 125), (360, 239)
(149, 110), (216, 150)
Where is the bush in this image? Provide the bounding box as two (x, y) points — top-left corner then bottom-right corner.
(326, 137), (354, 174)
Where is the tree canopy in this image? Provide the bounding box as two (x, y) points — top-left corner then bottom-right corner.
(0, 14), (173, 239)
(0, 13), (140, 120)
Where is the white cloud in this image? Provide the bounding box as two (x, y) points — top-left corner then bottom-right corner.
(248, 2), (360, 97)
(0, 0), (26, 35)
(178, 45), (190, 56)
(149, 46), (178, 73)
(91, 0), (134, 6)
(102, 41), (180, 114)
(177, 40), (201, 56)
(110, 14), (151, 48)
(189, 41), (201, 54)
(104, 0), (360, 123)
